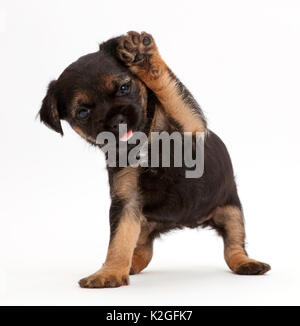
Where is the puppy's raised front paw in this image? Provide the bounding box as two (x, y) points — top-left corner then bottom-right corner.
(117, 31), (157, 67)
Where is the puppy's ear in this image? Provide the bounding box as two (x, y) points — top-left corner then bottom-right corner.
(99, 37), (120, 57)
(39, 80), (63, 135)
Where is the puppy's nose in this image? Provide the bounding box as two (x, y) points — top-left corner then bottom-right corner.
(107, 113), (127, 132)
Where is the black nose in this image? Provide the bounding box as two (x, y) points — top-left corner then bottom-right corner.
(107, 113), (127, 132)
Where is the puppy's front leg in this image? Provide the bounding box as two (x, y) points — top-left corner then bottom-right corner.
(79, 168), (141, 288)
(79, 206), (140, 288)
(116, 31), (206, 134)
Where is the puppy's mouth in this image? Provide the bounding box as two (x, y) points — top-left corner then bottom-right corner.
(104, 104), (144, 142)
(119, 128), (133, 142)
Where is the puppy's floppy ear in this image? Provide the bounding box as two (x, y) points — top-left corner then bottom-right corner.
(39, 80), (63, 135)
(99, 37), (120, 57)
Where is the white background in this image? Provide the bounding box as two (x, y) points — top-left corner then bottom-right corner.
(0, 0), (300, 306)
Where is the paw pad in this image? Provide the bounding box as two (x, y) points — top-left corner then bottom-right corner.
(117, 31), (156, 67)
(142, 36), (151, 46)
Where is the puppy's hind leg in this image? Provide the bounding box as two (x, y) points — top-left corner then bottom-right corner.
(130, 241), (153, 275)
(211, 205), (271, 275)
(130, 219), (154, 275)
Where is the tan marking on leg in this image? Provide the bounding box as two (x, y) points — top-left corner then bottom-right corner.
(79, 166), (142, 288)
(130, 219), (156, 274)
(213, 205), (271, 275)
(132, 59), (205, 134)
(79, 209), (141, 288)
(130, 243), (153, 275)
(117, 32), (206, 134)
(112, 166), (139, 202)
(135, 78), (148, 117)
(104, 209), (141, 271)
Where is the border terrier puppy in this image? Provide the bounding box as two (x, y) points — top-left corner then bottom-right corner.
(39, 32), (270, 288)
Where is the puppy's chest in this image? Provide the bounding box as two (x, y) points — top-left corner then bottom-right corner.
(139, 165), (185, 189)
(138, 166), (187, 216)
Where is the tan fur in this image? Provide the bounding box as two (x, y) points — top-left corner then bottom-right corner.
(130, 243), (153, 275)
(212, 205), (267, 272)
(79, 166), (144, 287)
(104, 210), (141, 271)
(79, 162), (142, 286)
(112, 166), (139, 202)
(103, 73), (131, 93)
(135, 79), (148, 116)
(130, 219), (156, 274)
(117, 32), (206, 134)
(134, 67), (206, 134)
(128, 40), (205, 134)
(103, 73), (118, 91)
(72, 92), (92, 110)
(79, 208), (141, 288)
(70, 92), (97, 143)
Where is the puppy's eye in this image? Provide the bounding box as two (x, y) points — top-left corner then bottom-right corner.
(118, 82), (131, 95)
(77, 107), (90, 119)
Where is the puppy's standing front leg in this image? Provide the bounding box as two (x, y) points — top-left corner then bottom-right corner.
(116, 31), (206, 134)
(79, 167), (141, 288)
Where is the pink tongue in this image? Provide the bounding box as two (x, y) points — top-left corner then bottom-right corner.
(119, 129), (133, 142)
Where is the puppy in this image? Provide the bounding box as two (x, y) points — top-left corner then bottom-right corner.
(39, 31), (270, 288)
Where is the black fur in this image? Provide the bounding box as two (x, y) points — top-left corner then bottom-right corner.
(38, 34), (272, 288)
(39, 39), (241, 237)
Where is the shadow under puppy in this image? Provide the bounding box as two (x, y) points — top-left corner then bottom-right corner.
(39, 31), (270, 288)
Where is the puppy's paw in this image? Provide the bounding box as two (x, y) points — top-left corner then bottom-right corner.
(235, 261), (271, 275)
(117, 31), (157, 68)
(79, 269), (129, 288)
